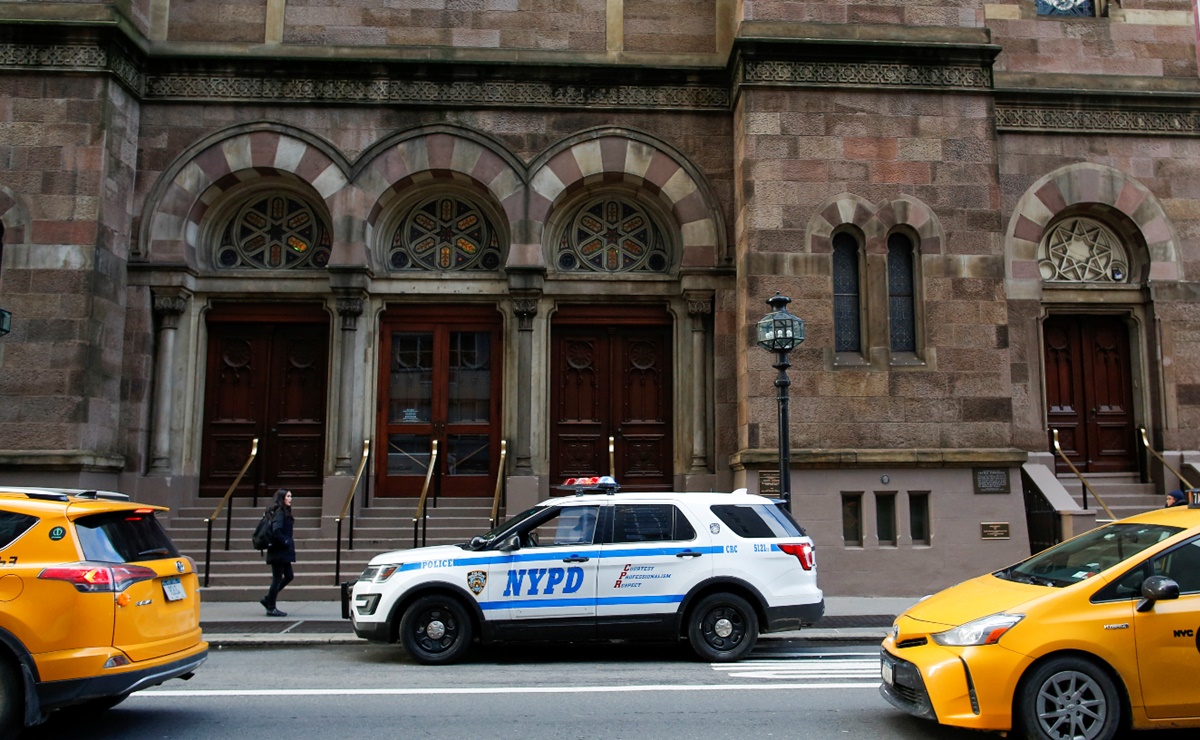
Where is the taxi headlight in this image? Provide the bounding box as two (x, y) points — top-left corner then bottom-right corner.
(932, 613), (1024, 647)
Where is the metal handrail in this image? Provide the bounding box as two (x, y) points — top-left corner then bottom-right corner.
(1051, 429), (1116, 520)
(202, 438), (258, 588)
(1138, 427), (1193, 489)
(412, 439), (439, 548)
(334, 439), (371, 585)
(489, 440), (507, 527)
(608, 435), (615, 478)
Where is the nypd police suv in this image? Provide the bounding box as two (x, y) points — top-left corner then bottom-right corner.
(345, 478), (824, 663)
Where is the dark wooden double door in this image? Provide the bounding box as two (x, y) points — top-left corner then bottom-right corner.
(200, 305), (328, 499)
(551, 308), (674, 491)
(1044, 314), (1136, 473)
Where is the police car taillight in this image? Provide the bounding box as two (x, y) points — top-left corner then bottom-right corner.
(779, 543), (815, 570)
(39, 562), (158, 592)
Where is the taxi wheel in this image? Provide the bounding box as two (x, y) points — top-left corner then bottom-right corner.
(0, 658), (20, 736)
(687, 593), (758, 662)
(1016, 656), (1122, 740)
(399, 595), (474, 665)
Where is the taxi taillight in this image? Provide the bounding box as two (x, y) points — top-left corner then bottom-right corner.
(779, 543), (815, 570)
(39, 563), (158, 593)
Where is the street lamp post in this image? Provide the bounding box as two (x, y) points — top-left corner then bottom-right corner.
(756, 292), (805, 512)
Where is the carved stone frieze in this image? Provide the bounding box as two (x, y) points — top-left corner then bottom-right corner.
(996, 105), (1200, 135)
(740, 59), (992, 90)
(0, 42), (144, 94)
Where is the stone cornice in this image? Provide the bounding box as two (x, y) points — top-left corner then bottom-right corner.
(731, 447), (1029, 469)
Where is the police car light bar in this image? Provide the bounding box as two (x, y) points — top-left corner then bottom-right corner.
(561, 476), (620, 494)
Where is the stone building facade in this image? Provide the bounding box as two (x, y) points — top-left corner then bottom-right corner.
(2, 0), (1198, 595)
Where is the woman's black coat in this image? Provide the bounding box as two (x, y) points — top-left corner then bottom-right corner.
(265, 508), (296, 565)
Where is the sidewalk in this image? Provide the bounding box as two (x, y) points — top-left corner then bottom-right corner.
(199, 596), (920, 647)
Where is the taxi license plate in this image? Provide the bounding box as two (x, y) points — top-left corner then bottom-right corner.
(881, 659), (894, 686)
(163, 577), (186, 602)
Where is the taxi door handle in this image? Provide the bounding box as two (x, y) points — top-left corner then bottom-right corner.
(676, 550), (702, 558)
(562, 555), (590, 563)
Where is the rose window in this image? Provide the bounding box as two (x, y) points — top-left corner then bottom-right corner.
(558, 197), (670, 273)
(216, 194), (331, 270)
(389, 196), (502, 272)
(1038, 217), (1130, 283)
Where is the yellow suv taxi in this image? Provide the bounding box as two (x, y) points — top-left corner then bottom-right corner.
(0, 487), (207, 735)
(880, 495), (1200, 740)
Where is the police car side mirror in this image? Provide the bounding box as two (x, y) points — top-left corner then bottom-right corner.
(1136, 575), (1180, 612)
(497, 534), (520, 552)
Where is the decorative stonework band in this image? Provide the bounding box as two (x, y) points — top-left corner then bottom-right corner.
(740, 59), (992, 90)
(0, 42), (144, 94)
(997, 105), (1200, 135)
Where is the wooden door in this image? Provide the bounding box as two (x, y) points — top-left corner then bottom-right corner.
(551, 308), (673, 491)
(1044, 314), (1136, 473)
(375, 306), (503, 497)
(200, 306), (329, 498)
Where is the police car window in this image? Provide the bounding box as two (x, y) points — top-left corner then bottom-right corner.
(612, 504), (694, 543)
(528, 506), (599, 547)
(710, 504), (799, 538)
(1152, 536), (1200, 595)
(0, 510), (38, 549)
(75, 511), (180, 563)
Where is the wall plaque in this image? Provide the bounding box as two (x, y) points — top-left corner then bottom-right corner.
(759, 470), (781, 496)
(981, 522), (1011, 540)
(973, 468), (1010, 494)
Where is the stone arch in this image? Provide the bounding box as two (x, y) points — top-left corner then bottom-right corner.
(806, 193), (944, 255)
(529, 128), (726, 271)
(354, 125), (524, 272)
(1005, 163), (1180, 286)
(138, 123), (350, 268)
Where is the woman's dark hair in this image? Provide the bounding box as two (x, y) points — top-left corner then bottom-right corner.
(266, 488), (294, 519)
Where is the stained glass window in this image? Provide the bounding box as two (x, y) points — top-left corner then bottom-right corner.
(1038, 217), (1129, 283)
(887, 233), (916, 353)
(389, 195), (502, 272)
(216, 193), (331, 270)
(558, 196), (670, 273)
(1036, 0), (1094, 17)
(832, 232), (861, 353)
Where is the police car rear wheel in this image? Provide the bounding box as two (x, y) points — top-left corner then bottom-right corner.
(399, 595), (473, 665)
(687, 593), (758, 662)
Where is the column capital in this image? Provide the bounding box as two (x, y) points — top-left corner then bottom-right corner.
(684, 290), (713, 318)
(152, 290), (190, 330)
(512, 294), (540, 331)
(336, 297), (365, 331)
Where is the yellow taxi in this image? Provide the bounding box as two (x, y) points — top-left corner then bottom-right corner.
(880, 494), (1200, 740)
(0, 487), (207, 735)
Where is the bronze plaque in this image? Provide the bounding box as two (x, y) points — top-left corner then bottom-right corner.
(973, 468), (1010, 494)
(759, 470), (781, 496)
(981, 522), (1010, 540)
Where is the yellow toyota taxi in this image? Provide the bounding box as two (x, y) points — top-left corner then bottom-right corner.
(0, 487), (207, 735)
(881, 494), (1200, 740)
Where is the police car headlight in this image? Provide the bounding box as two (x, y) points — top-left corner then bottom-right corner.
(375, 564), (400, 582)
(931, 613), (1024, 647)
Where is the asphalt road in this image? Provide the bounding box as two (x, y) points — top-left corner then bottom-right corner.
(22, 641), (1196, 739)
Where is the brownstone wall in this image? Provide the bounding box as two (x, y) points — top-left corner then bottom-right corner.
(738, 0), (983, 28)
(624, 0), (716, 54)
(281, 0), (607, 51)
(986, 1), (1198, 78)
(0, 74), (137, 458)
(735, 86), (1010, 451)
(168, 0), (267, 44)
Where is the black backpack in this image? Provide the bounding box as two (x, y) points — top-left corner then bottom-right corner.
(252, 512), (273, 550)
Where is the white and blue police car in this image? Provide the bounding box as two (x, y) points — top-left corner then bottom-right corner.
(345, 478), (823, 664)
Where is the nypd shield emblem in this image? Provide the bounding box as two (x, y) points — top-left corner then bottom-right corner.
(467, 570), (487, 596)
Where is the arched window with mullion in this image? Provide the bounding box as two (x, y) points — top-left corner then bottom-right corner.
(887, 233), (916, 353)
(832, 232), (862, 354)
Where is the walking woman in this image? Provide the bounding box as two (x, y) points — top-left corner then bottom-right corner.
(260, 488), (296, 617)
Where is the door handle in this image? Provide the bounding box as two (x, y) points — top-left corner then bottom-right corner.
(676, 550), (702, 558)
(562, 555), (590, 563)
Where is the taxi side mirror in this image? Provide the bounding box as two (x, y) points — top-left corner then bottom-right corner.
(1136, 575), (1180, 613)
(497, 534), (521, 552)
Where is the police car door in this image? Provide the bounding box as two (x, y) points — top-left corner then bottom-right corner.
(503, 504), (601, 623)
(597, 503), (711, 633)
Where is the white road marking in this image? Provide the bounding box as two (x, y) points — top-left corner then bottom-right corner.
(140, 682), (880, 698)
(711, 655), (884, 681)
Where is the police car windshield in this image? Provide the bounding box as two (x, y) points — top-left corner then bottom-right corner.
(472, 505), (544, 546)
(997, 523), (1182, 588)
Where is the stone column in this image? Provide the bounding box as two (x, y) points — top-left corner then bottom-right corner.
(512, 295), (539, 476)
(150, 291), (189, 472)
(335, 296), (364, 471)
(686, 291), (713, 472)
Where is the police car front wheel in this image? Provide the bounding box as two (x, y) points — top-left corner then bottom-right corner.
(399, 595), (474, 665)
(687, 593), (759, 662)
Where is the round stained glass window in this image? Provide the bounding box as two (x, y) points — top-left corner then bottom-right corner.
(389, 195), (503, 272)
(559, 197), (670, 273)
(216, 193), (331, 270)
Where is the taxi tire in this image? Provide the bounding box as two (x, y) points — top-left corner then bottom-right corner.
(399, 595), (474, 665)
(1015, 656), (1122, 740)
(0, 657), (20, 736)
(687, 593), (759, 662)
